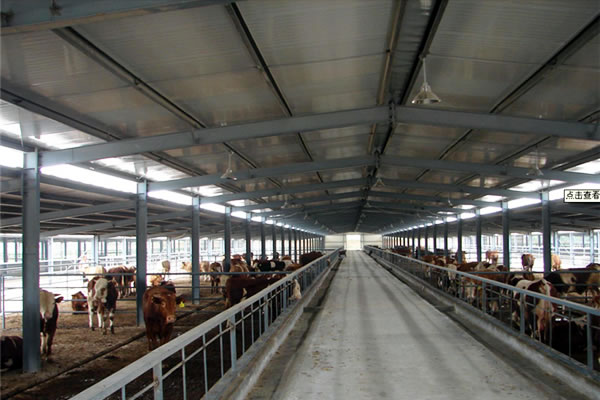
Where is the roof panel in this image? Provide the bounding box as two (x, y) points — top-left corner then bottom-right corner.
(271, 55), (383, 114)
(238, 0), (393, 66)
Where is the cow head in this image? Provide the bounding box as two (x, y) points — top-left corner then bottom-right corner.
(93, 278), (110, 304)
(40, 289), (63, 321)
(152, 292), (177, 324)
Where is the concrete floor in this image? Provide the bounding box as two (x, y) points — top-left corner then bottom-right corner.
(249, 250), (566, 400)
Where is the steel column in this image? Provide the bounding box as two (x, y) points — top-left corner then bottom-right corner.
(271, 224), (277, 259)
(590, 230), (595, 263)
(457, 216), (463, 264)
(280, 226), (285, 257)
(411, 229), (415, 255)
(22, 152), (41, 372)
(245, 214), (252, 266)
(136, 181), (148, 326)
(288, 228), (292, 259)
(2, 238), (7, 263)
(417, 228), (422, 258)
(293, 230), (298, 263)
(476, 209), (482, 263)
(224, 207), (232, 274)
(444, 221), (449, 258)
(424, 226), (429, 254)
(191, 197), (201, 302)
(502, 201), (510, 271)
(260, 219), (266, 260)
(433, 224), (438, 253)
(541, 192), (552, 276)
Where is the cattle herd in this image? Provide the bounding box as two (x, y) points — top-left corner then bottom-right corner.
(0, 251), (323, 373)
(384, 246), (600, 367)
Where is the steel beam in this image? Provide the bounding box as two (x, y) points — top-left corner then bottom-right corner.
(22, 152), (40, 372)
(502, 201), (510, 270)
(541, 192), (552, 276)
(382, 178), (538, 199)
(201, 178), (366, 205)
(224, 206), (232, 273)
(2, 200), (136, 228)
(40, 210), (190, 237)
(152, 156), (373, 192)
(384, 156), (598, 184)
(371, 190), (497, 208)
(0, 177), (21, 194)
(40, 108), (387, 167)
(233, 191), (364, 212)
(191, 197), (200, 302)
(135, 182), (148, 326)
(0, 0), (239, 34)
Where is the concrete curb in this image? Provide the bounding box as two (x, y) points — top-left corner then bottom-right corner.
(371, 254), (600, 400)
(205, 257), (340, 400)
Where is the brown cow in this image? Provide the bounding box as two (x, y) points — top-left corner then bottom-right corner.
(551, 254), (562, 271)
(181, 261), (192, 272)
(224, 275), (283, 308)
(107, 266), (130, 298)
(521, 254), (535, 271)
(299, 251), (323, 266)
(149, 274), (164, 287)
(485, 250), (499, 264)
(71, 291), (88, 312)
(209, 262), (222, 293)
(142, 286), (183, 351)
(0, 336), (23, 371)
(87, 277), (118, 334)
(40, 289), (63, 356)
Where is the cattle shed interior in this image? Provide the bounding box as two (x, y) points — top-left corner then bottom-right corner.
(0, 0), (599, 398)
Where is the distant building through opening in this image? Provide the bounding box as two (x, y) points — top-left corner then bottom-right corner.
(345, 234), (362, 250)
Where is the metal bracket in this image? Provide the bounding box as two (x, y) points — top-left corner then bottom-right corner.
(388, 101), (396, 127)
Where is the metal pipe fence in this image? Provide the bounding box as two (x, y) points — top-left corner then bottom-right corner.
(365, 246), (600, 377)
(70, 248), (340, 400)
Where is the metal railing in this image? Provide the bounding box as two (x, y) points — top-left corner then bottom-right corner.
(70, 249), (340, 400)
(366, 246), (600, 377)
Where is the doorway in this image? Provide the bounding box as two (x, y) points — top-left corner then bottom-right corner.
(345, 234), (362, 250)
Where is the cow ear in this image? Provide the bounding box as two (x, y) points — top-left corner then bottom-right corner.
(55, 296), (64, 303)
(152, 295), (163, 304)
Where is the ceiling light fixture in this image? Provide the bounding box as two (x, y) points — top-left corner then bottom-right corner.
(220, 151), (237, 180)
(411, 57), (441, 105)
(526, 147), (544, 177)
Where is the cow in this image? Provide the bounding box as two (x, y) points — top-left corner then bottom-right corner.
(299, 251), (323, 266)
(209, 262), (222, 293)
(551, 254), (562, 271)
(182, 261), (192, 272)
(142, 286), (183, 351)
(512, 279), (557, 343)
(485, 250), (499, 264)
(124, 266), (136, 296)
(0, 336), (23, 372)
(107, 266), (130, 298)
(71, 291), (88, 312)
(200, 261), (210, 281)
(521, 254), (535, 271)
(544, 270), (577, 295)
(82, 265), (106, 283)
(161, 260), (171, 273)
(40, 289), (63, 357)
(87, 277), (118, 335)
(149, 274), (164, 287)
(224, 275), (284, 309)
(253, 259), (287, 272)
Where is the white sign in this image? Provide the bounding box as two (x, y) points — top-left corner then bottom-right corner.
(564, 189), (600, 203)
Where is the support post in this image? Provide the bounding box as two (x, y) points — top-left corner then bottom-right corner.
(293, 230), (298, 263)
(288, 228), (292, 258)
(424, 226), (429, 254)
(411, 229), (415, 256)
(272, 223), (277, 259)
(502, 201), (510, 271)
(92, 235), (99, 265)
(457, 216), (463, 264)
(260, 219), (266, 260)
(417, 228), (422, 258)
(476, 209), (482, 263)
(590, 230), (595, 263)
(444, 220), (449, 258)
(245, 214), (252, 266)
(280, 226), (285, 257)
(433, 224), (438, 254)
(224, 206), (232, 273)
(191, 197), (201, 302)
(22, 152), (41, 372)
(541, 192), (551, 276)
(136, 181), (148, 326)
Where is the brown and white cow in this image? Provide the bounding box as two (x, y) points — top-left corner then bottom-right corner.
(142, 286), (183, 351)
(512, 279), (558, 343)
(0, 336), (23, 372)
(40, 289), (63, 357)
(87, 277), (118, 334)
(71, 291), (88, 312)
(82, 265), (106, 283)
(209, 262), (222, 293)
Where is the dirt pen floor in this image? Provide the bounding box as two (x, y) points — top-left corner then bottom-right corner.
(0, 278), (227, 400)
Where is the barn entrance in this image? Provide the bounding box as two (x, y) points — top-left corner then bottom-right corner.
(345, 234), (362, 250)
